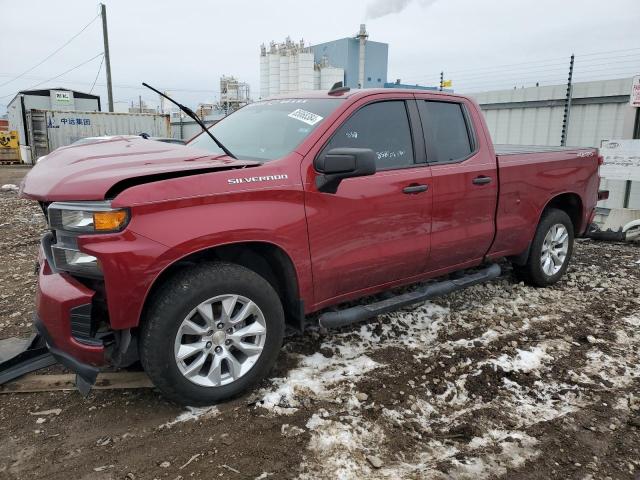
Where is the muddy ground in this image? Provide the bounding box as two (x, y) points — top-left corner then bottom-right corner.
(0, 165), (639, 480)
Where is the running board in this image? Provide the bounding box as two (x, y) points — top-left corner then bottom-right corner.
(318, 264), (501, 329)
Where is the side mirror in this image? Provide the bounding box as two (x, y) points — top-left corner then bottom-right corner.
(314, 148), (376, 193)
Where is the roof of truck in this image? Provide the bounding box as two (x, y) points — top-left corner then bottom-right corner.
(262, 88), (467, 101)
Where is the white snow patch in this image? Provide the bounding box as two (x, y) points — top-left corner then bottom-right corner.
(1, 184), (18, 192)
(623, 315), (640, 327)
(491, 346), (551, 373)
(259, 352), (378, 413)
(451, 328), (500, 348)
(374, 430), (538, 479)
(299, 414), (382, 480)
(501, 378), (583, 426)
(258, 301), (448, 413)
(159, 406), (219, 429)
(584, 349), (640, 389)
(435, 376), (470, 406)
(449, 430), (538, 479)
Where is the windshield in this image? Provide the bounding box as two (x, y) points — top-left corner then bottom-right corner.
(187, 98), (343, 161)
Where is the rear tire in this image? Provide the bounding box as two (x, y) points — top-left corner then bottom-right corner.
(140, 262), (285, 406)
(514, 208), (574, 287)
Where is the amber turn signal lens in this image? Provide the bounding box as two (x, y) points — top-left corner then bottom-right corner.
(93, 210), (127, 231)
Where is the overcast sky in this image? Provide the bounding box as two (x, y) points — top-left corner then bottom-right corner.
(1, 0), (639, 113)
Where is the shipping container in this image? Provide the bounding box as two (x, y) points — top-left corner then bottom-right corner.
(24, 109), (170, 163)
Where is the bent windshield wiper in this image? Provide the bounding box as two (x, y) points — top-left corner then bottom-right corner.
(142, 82), (236, 159)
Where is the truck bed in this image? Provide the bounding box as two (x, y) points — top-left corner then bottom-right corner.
(494, 144), (593, 156)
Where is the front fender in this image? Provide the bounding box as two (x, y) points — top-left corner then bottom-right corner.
(82, 187), (312, 330)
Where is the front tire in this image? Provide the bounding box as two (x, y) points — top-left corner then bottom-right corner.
(140, 262), (285, 406)
(514, 208), (574, 287)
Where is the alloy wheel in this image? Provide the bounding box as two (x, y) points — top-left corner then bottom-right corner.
(540, 223), (569, 276)
(173, 294), (267, 387)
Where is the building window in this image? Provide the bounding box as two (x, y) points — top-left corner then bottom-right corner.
(377, 78), (381, 82)
(367, 77), (371, 82)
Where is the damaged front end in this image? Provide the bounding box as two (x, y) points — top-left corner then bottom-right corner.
(0, 204), (141, 394)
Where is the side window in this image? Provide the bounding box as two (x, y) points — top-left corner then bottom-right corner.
(419, 101), (473, 163)
(322, 101), (414, 170)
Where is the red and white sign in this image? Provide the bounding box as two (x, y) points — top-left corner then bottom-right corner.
(631, 75), (640, 108)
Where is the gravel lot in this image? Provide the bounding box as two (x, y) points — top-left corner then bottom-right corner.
(1, 165), (639, 480)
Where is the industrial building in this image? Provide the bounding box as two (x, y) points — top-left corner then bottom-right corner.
(312, 24), (388, 89)
(219, 75), (250, 113)
(260, 38), (343, 97)
(260, 24), (389, 97)
(5, 87), (173, 163)
(6, 88), (101, 147)
(470, 77), (640, 209)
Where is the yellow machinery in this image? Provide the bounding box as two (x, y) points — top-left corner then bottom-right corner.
(0, 130), (21, 163)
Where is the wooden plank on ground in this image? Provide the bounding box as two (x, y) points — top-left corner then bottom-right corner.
(0, 371), (153, 393)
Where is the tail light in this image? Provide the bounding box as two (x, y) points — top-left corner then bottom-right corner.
(597, 155), (604, 166)
(598, 190), (609, 201)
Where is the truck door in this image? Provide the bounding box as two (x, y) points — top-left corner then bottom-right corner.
(303, 97), (432, 306)
(416, 98), (498, 272)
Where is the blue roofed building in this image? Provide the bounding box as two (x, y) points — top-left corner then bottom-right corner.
(311, 25), (388, 89)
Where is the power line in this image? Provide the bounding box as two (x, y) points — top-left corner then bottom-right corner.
(453, 69), (638, 92)
(399, 48), (640, 83)
(0, 71), (221, 94)
(577, 46), (640, 57)
(89, 54), (105, 93)
(0, 13), (100, 89)
(0, 53), (104, 99)
(401, 53), (640, 84)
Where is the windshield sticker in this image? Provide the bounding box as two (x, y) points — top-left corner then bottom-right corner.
(288, 109), (323, 126)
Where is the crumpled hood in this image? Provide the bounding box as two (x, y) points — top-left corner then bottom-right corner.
(20, 136), (259, 201)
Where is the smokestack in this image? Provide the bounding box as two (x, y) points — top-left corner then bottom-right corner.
(357, 24), (368, 89)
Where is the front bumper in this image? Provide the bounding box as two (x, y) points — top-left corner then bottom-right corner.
(34, 317), (99, 394)
(35, 245), (107, 368)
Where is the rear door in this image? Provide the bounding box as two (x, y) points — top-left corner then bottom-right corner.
(416, 97), (498, 273)
(303, 96), (433, 306)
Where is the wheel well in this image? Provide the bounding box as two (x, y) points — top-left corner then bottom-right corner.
(143, 242), (302, 329)
(545, 193), (583, 234)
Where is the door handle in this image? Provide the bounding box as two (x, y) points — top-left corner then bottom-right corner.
(403, 184), (429, 194)
(472, 176), (492, 185)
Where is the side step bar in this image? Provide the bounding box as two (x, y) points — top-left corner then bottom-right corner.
(318, 264), (501, 329)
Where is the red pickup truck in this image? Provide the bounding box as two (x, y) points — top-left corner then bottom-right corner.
(20, 88), (601, 405)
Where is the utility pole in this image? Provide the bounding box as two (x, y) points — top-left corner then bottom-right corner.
(100, 3), (114, 112)
(560, 54), (574, 146)
(139, 95), (142, 113)
(440, 71), (444, 91)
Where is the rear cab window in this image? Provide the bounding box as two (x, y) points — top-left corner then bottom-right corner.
(418, 101), (475, 164)
(321, 100), (415, 170)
